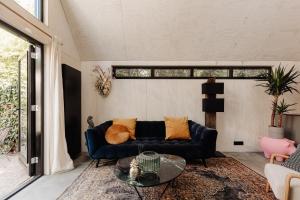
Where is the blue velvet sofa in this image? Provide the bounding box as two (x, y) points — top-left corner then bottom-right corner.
(85, 120), (218, 167)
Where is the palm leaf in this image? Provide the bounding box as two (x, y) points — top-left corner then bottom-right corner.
(257, 64), (300, 96)
(276, 99), (297, 114)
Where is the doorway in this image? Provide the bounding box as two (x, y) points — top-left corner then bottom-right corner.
(0, 23), (43, 198)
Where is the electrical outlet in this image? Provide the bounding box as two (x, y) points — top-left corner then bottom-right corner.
(234, 141), (244, 145)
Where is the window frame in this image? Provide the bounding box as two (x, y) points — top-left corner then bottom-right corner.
(37, 0), (43, 22)
(112, 66), (272, 79)
(14, 0), (43, 22)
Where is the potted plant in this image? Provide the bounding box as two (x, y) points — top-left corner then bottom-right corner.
(257, 65), (300, 138)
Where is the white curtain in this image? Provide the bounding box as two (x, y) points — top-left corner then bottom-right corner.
(44, 37), (74, 175)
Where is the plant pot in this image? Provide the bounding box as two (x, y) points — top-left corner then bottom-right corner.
(268, 126), (284, 139)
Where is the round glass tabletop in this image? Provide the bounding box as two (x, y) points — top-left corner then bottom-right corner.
(114, 154), (186, 187)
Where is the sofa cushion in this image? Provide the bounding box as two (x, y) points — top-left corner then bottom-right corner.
(134, 120), (205, 140)
(105, 124), (130, 145)
(164, 116), (191, 140)
(113, 118), (137, 140)
(265, 163), (300, 199)
(135, 121), (166, 139)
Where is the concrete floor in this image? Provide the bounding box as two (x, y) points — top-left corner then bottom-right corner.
(9, 152), (269, 200)
(0, 153), (29, 199)
(225, 152), (269, 176)
(10, 154), (90, 200)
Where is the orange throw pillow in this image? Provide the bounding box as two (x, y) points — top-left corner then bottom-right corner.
(164, 116), (191, 140)
(105, 124), (130, 144)
(113, 118), (137, 140)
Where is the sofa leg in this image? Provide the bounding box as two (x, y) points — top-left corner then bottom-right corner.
(202, 158), (207, 168)
(96, 159), (100, 168)
(266, 182), (270, 192)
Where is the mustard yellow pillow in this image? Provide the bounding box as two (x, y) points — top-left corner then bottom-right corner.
(113, 118), (137, 140)
(105, 124), (130, 144)
(164, 116), (191, 140)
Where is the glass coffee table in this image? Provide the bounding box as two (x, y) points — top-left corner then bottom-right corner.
(114, 154), (186, 200)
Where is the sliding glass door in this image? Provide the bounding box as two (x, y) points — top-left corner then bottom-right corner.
(0, 23), (43, 198)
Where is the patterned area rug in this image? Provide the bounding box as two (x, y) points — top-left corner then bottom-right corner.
(58, 157), (276, 200)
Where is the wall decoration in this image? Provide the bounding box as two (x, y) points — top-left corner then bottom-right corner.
(93, 65), (112, 97)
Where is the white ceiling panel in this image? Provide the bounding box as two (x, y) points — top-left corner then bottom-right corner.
(61, 0), (300, 61)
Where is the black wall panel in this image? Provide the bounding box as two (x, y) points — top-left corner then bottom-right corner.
(62, 64), (81, 159)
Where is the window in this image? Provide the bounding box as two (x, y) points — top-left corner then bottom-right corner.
(115, 68), (151, 78)
(14, 0), (43, 21)
(154, 69), (191, 78)
(194, 69), (229, 78)
(112, 66), (271, 79)
(233, 68), (270, 78)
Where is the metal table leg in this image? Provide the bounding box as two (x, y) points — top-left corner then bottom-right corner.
(133, 186), (143, 200)
(158, 181), (171, 200)
(133, 180), (174, 200)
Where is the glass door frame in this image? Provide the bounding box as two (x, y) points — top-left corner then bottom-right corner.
(0, 20), (44, 198)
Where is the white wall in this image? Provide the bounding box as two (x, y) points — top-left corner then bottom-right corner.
(45, 0), (81, 70)
(81, 61), (300, 152)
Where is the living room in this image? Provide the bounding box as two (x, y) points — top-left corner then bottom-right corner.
(0, 0), (300, 200)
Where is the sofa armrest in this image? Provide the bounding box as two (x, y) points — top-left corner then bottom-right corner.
(189, 121), (205, 142)
(85, 121), (112, 159)
(265, 154), (290, 193)
(85, 129), (100, 158)
(189, 121), (218, 156)
(270, 154), (289, 164)
(201, 128), (218, 155)
(284, 173), (300, 200)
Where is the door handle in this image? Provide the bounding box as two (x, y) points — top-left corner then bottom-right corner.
(31, 105), (39, 112)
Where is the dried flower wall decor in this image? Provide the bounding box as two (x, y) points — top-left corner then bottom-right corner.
(93, 65), (112, 97)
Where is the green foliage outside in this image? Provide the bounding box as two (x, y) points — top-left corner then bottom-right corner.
(194, 69), (228, 77)
(0, 28), (28, 154)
